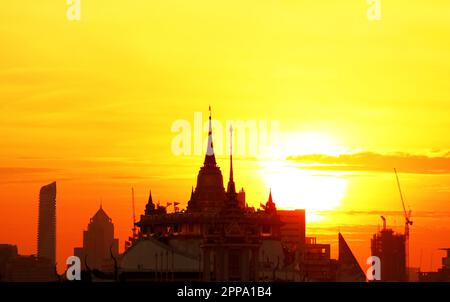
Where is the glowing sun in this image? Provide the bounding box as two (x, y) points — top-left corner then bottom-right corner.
(258, 131), (348, 212)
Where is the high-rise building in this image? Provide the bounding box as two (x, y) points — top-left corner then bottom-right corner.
(37, 181), (56, 266)
(371, 220), (407, 281)
(278, 209), (306, 246)
(74, 205), (119, 270)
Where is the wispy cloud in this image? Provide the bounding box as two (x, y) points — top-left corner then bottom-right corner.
(0, 167), (67, 185)
(315, 210), (450, 219)
(0, 167), (56, 175)
(287, 152), (450, 174)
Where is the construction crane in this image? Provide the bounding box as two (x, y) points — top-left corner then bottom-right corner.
(380, 215), (386, 230)
(394, 168), (413, 278)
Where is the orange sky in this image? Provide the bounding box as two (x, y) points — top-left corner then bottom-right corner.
(1, 1), (450, 273)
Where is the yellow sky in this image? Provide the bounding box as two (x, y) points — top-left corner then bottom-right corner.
(1, 0), (450, 272)
(1, 1), (450, 154)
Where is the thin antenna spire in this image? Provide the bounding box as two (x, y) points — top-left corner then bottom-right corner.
(229, 123), (234, 182)
(204, 106), (216, 165)
(132, 187), (136, 238)
(227, 123), (236, 195)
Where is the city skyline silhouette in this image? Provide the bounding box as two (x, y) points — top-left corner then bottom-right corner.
(1, 1), (450, 283)
(1, 108), (449, 282)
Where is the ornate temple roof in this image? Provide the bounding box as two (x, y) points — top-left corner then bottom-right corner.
(188, 107), (226, 212)
(136, 107), (282, 235)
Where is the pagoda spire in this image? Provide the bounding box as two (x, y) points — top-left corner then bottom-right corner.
(149, 190), (153, 202)
(204, 106), (217, 167)
(227, 124), (236, 195)
(145, 190), (156, 215)
(264, 189), (277, 214)
(268, 189), (273, 204)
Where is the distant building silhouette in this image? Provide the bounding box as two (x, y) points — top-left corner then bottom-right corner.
(2, 182), (58, 282)
(278, 209), (305, 246)
(302, 236), (336, 281)
(74, 205), (119, 271)
(237, 188), (246, 209)
(0, 244), (18, 281)
(371, 218), (407, 281)
(4, 255), (55, 282)
(337, 233), (365, 282)
(1, 244), (56, 281)
(37, 182), (56, 267)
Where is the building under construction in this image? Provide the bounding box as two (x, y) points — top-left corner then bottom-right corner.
(371, 217), (407, 281)
(369, 169), (413, 282)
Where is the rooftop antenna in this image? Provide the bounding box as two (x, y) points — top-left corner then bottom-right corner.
(419, 248), (423, 272)
(394, 168), (413, 279)
(131, 187), (137, 239)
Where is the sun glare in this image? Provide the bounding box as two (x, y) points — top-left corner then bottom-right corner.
(261, 131), (348, 161)
(258, 132), (348, 212)
(259, 160), (348, 211)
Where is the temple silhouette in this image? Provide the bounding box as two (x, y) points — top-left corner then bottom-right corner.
(121, 109), (283, 281)
(0, 109), (379, 282)
(117, 108), (364, 282)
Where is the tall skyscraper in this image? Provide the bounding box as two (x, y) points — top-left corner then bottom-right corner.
(37, 181), (56, 266)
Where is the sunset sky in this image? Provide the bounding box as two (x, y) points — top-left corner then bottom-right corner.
(1, 1), (450, 273)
